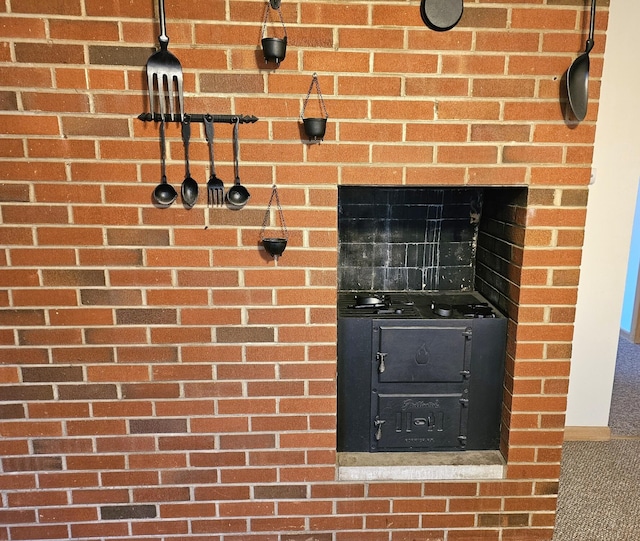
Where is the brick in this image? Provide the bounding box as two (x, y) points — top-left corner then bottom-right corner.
(58, 384), (117, 401)
(100, 505), (157, 520)
(21, 365), (83, 382)
(51, 346), (114, 364)
(217, 326), (275, 343)
(28, 402), (90, 419)
(71, 488), (128, 506)
(41, 269), (105, 287)
(14, 43), (84, 64)
(67, 419), (127, 437)
(62, 117), (130, 137)
(66, 454), (126, 471)
(22, 92), (90, 113)
(0, 309), (44, 326)
(3, 456), (63, 472)
(81, 288), (142, 306)
(129, 418), (188, 434)
(0, 403), (25, 419)
(89, 45), (154, 67)
(38, 472), (98, 489)
(115, 308), (177, 325)
(0, 347), (48, 364)
(1, 385), (54, 401)
(9, 525), (70, 541)
(122, 383), (181, 399)
(254, 484), (308, 500)
(18, 328), (83, 346)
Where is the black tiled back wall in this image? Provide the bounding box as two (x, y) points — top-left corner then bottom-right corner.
(338, 187), (483, 291)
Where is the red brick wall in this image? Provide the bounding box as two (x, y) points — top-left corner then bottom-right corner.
(0, 0), (607, 540)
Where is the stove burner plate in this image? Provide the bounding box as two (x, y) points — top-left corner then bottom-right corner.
(338, 291), (502, 319)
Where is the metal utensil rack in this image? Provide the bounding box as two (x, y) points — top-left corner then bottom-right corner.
(138, 113), (259, 124)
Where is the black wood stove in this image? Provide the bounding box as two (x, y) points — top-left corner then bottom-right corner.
(337, 290), (507, 453)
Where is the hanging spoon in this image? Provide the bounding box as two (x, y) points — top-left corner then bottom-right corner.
(180, 116), (199, 208)
(226, 118), (250, 209)
(152, 119), (177, 207)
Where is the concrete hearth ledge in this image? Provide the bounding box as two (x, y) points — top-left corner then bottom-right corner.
(337, 451), (506, 481)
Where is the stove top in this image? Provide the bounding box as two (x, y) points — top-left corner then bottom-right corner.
(338, 291), (503, 319)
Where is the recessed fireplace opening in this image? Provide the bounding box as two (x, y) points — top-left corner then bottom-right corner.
(336, 185), (528, 477)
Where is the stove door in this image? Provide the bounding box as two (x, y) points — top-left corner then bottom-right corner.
(372, 392), (468, 451)
(373, 323), (472, 383)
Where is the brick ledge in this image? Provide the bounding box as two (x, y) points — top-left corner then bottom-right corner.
(337, 451), (505, 481)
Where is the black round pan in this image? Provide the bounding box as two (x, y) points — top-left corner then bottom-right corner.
(420, 0), (463, 32)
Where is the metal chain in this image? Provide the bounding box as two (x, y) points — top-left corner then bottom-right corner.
(261, 2), (287, 40)
(260, 185), (288, 239)
(300, 72), (328, 119)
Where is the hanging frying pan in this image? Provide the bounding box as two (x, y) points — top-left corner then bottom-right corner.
(566, 0), (597, 121)
(420, 0), (463, 32)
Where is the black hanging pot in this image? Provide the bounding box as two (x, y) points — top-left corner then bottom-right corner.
(300, 73), (329, 142)
(260, 184), (289, 260)
(302, 117), (327, 140)
(420, 0), (463, 32)
(261, 2), (288, 65)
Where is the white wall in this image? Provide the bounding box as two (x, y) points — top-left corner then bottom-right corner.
(566, 0), (640, 427)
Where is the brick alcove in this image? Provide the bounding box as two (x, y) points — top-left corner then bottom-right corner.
(0, 0), (599, 540)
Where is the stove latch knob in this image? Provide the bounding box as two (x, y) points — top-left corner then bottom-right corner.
(374, 417), (385, 440)
(460, 370), (470, 379)
(376, 352), (387, 373)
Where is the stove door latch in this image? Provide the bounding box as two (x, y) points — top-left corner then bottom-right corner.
(376, 352), (387, 373)
(374, 416), (385, 440)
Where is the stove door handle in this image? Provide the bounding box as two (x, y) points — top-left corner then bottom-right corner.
(376, 352), (387, 373)
(374, 417), (385, 441)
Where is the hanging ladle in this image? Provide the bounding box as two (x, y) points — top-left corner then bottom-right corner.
(180, 117), (199, 208)
(566, 0), (596, 122)
(152, 119), (178, 207)
(226, 118), (250, 209)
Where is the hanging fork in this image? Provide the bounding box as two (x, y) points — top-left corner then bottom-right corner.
(204, 116), (224, 207)
(145, 0), (184, 121)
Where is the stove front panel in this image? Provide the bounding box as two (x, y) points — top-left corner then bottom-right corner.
(375, 324), (471, 384)
(372, 392), (468, 451)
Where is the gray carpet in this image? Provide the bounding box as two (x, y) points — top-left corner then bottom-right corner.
(554, 440), (640, 540)
(609, 335), (640, 437)
(553, 335), (640, 540)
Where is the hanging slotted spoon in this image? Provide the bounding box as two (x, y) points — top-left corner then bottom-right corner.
(146, 0), (184, 120)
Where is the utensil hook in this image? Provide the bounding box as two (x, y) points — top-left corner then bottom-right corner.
(300, 73), (329, 120)
(233, 117), (240, 183)
(157, 0), (168, 47)
(160, 119), (167, 183)
(585, 0), (596, 53)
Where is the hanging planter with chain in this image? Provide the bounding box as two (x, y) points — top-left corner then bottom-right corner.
(300, 73), (329, 142)
(261, 1), (287, 65)
(260, 184), (289, 260)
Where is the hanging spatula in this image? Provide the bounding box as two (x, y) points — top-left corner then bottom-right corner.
(145, 0), (184, 121)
